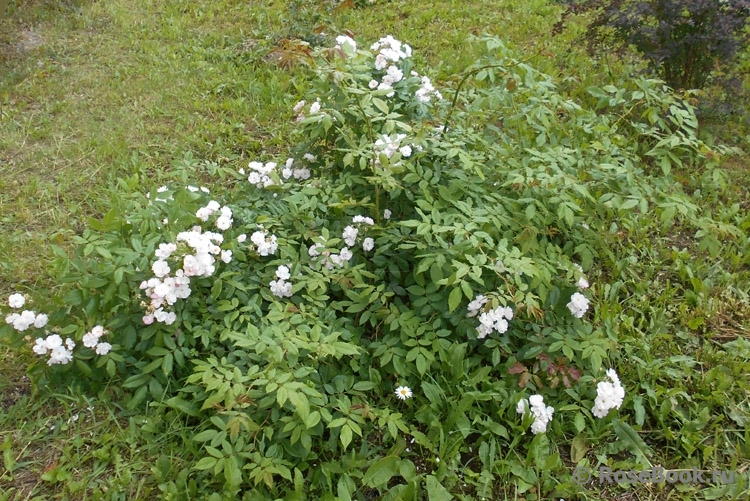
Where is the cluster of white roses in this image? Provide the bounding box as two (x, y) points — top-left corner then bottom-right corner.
(368, 35), (411, 97)
(567, 292), (590, 319)
(467, 294), (514, 339)
(248, 228), (279, 256)
(6, 294), (114, 365)
(281, 156), (312, 181)
(247, 160), (279, 188)
(414, 74), (442, 103)
(141, 227), (229, 325)
(517, 394), (555, 434)
(343, 215), (375, 251)
(333, 34), (441, 104)
(244, 156), (315, 188)
(516, 368), (625, 435)
(371, 35), (412, 70)
(5, 293), (48, 332)
(196, 200), (233, 231)
(566, 265), (591, 318)
(293, 98), (321, 123)
(309, 215), (375, 270)
(269, 265), (293, 299)
(334, 35), (357, 52)
(592, 368), (625, 418)
(32, 334), (76, 365)
(80, 325), (112, 356)
(375, 133), (412, 162)
(369, 65), (404, 97)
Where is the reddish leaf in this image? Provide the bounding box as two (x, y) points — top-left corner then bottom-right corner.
(508, 362), (527, 375)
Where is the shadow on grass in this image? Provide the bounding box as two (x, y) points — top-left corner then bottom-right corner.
(1, 0), (94, 71)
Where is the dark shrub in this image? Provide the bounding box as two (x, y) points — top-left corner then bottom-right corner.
(559, 0), (750, 90)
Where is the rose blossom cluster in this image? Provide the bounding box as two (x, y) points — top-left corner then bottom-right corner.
(592, 368), (625, 418)
(567, 292), (590, 318)
(247, 160), (279, 188)
(517, 394), (555, 434)
(369, 65), (404, 97)
(81, 325), (112, 356)
(371, 35), (412, 70)
(141, 228), (227, 325)
(5, 294), (48, 332)
(309, 215), (375, 269)
(366, 35), (412, 97)
(375, 133), (412, 162)
(249, 228), (279, 256)
(32, 334), (76, 366)
(293, 98), (322, 122)
(195, 200), (233, 231)
(309, 237), (354, 270)
(414, 75), (442, 103)
(5, 294), (114, 365)
(269, 265), (293, 299)
(467, 294), (513, 339)
(280, 157), (311, 182)
(342, 215), (375, 250)
(334, 35), (357, 52)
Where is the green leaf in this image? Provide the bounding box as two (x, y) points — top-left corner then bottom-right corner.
(612, 420), (652, 468)
(288, 391), (310, 421)
(165, 396), (200, 417)
(633, 396), (645, 426)
(574, 412), (586, 433)
(619, 198), (639, 210)
(448, 287), (463, 313)
(194, 457), (218, 470)
(340, 424), (353, 450)
(570, 434), (587, 463)
(528, 433), (550, 470)
(425, 475), (453, 501)
(127, 386), (148, 410)
(362, 456), (400, 488)
(192, 430), (218, 442)
(372, 97), (389, 114)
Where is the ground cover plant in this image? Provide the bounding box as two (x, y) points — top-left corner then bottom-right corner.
(1, 0), (749, 500)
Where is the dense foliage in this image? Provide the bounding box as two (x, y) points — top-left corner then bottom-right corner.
(2, 31), (748, 499)
(559, 0), (750, 90)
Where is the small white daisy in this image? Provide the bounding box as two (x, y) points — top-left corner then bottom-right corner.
(395, 386), (413, 400)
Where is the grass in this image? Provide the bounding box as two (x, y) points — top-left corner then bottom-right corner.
(1, 0), (749, 499)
